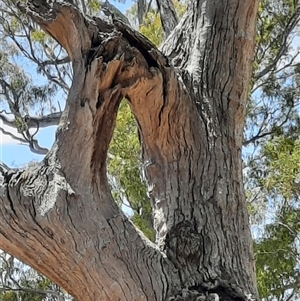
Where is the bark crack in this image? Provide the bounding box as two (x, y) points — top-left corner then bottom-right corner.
(6, 185), (17, 217)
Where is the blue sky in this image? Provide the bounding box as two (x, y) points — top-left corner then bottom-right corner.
(0, 126), (56, 167)
(0, 0), (132, 168)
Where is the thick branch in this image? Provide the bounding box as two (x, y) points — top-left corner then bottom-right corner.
(17, 1), (92, 60)
(163, 0), (259, 146)
(101, 0), (130, 25)
(0, 126), (180, 301)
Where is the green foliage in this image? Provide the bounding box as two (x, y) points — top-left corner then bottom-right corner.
(0, 51), (58, 114)
(14, 116), (28, 132)
(87, 0), (101, 12)
(15, 290), (44, 301)
(140, 11), (163, 46)
(8, 17), (21, 34)
(30, 30), (47, 44)
(255, 207), (300, 299)
(256, 0), (298, 67)
(139, 0), (186, 46)
(252, 133), (300, 300)
(246, 0), (300, 142)
(263, 136), (300, 198)
(0, 291), (18, 301)
(242, 1), (300, 300)
(107, 100), (154, 241)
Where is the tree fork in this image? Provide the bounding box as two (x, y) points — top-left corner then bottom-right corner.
(0, 1), (260, 300)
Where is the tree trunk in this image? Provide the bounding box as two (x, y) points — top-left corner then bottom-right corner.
(0, 1), (259, 300)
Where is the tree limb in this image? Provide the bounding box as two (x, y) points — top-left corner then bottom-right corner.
(0, 4), (182, 300)
(137, 0), (147, 26)
(0, 112), (61, 129)
(1, 285), (64, 300)
(254, 4), (300, 80)
(40, 56), (70, 67)
(243, 105), (293, 146)
(101, 0), (130, 25)
(156, 0), (178, 37)
(0, 125), (49, 155)
(17, 1), (92, 60)
(0, 126), (27, 144)
(25, 137), (49, 155)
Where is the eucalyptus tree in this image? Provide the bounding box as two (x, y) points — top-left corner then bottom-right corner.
(0, 251), (72, 301)
(0, 0), (298, 300)
(244, 1), (300, 299)
(0, 0), (259, 300)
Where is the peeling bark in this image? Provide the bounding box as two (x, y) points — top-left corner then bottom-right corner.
(0, 1), (260, 300)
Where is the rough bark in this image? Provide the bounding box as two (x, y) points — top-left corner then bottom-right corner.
(0, 1), (259, 301)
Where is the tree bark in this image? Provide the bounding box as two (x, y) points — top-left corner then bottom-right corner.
(156, 0), (178, 37)
(0, 1), (259, 300)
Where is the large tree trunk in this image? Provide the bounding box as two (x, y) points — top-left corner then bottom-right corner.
(0, 1), (259, 300)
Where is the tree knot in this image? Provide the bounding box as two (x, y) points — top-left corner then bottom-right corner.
(168, 289), (219, 301)
(165, 220), (203, 265)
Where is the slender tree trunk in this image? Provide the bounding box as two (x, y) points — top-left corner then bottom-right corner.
(0, 1), (259, 300)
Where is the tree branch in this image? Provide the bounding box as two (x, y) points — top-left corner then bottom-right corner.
(0, 125), (49, 155)
(0, 112), (61, 129)
(156, 0), (178, 37)
(25, 113), (62, 128)
(243, 105), (293, 146)
(40, 55), (70, 67)
(254, 4), (300, 80)
(0, 126), (27, 144)
(25, 137), (49, 155)
(17, 1), (92, 60)
(1, 4), (182, 300)
(1, 285), (64, 300)
(137, 0), (147, 26)
(101, 0), (130, 25)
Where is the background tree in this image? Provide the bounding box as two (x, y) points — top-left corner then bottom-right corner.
(244, 1), (300, 299)
(0, 251), (73, 301)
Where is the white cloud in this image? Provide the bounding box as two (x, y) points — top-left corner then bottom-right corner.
(0, 121), (23, 145)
